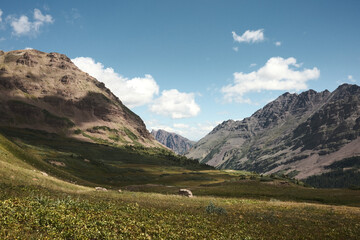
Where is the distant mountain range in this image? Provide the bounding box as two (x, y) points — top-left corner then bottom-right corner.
(187, 84), (360, 182)
(0, 49), (162, 148)
(151, 129), (195, 154)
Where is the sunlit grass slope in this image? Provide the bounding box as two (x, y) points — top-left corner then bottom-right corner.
(1, 127), (360, 239)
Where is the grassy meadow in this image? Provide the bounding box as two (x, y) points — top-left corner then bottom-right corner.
(1, 127), (360, 239)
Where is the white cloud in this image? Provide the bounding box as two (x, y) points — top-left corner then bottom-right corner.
(25, 47), (33, 50)
(232, 46), (239, 52)
(8, 9), (53, 36)
(222, 57), (320, 103)
(348, 75), (356, 83)
(150, 89), (200, 119)
(275, 41), (281, 46)
(33, 9), (53, 23)
(249, 63), (257, 68)
(0, 9), (3, 22)
(72, 57), (159, 108)
(9, 15), (31, 35)
(146, 120), (177, 134)
(148, 120), (219, 141)
(186, 122), (220, 141)
(150, 125), (177, 134)
(173, 123), (189, 129)
(232, 29), (264, 43)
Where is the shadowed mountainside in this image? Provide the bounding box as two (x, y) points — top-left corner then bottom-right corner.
(151, 129), (195, 154)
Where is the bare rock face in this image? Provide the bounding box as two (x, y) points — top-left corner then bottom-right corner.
(187, 84), (360, 180)
(151, 129), (195, 154)
(95, 187), (108, 192)
(0, 49), (161, 148)
(178, 189), (193, 197)
(16, 52), (38, 67)
(60, 75), (73, 84)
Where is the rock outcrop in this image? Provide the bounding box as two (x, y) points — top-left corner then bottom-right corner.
(95, 187), (108, 192)
(178, 189), (193, 197)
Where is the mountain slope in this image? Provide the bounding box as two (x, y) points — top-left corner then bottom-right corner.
(151, 129), (195, 154)
(0, 49), (160, 148)
(187, 84), (360, 181)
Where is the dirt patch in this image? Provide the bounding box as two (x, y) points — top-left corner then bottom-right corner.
(49, 161), (66, 167)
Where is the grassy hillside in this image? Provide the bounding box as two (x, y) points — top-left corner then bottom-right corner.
(1, 127), (360, 239)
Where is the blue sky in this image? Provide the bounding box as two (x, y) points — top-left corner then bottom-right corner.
(1, 1), (360, 140)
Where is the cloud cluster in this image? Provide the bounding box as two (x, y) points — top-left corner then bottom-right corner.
(232, 29), (264, 43)
(150, 89), (200, 119)
(72, 57), (159, 108)
(72, 57), (200, 118)
(7, 9), (53, 36)
(0, 9), (3, 22)
(222, 57), (320, 103)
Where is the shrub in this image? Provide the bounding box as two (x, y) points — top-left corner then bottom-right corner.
(73, 129), (81, 134)
(205, 202), (227, 215)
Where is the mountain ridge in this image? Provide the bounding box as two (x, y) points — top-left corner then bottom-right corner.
(187, 84), (360, 180)
(0, 49), (161, 148)
(151, 129), (195, 154)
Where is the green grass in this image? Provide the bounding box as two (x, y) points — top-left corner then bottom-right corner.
(124, 127), (138, 142)
(1, 126), (360, 206)
(1, 184), (360, 240)
(42, 109), (75, 128)
(1, 126), (360, 239)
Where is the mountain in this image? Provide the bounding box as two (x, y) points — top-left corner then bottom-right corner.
(0, 49), (161, 148)
(151, 129), (195, 154)
(187, 84), (360, 182)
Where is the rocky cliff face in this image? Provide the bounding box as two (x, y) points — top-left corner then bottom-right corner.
(187, 84), (360, 179)
(0, 49), (161, 147)
(151, 129), (195, 154)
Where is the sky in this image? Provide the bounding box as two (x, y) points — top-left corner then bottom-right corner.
(1, 0), (360, 141)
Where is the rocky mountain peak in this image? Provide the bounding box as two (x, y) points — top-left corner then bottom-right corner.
(187, 84), (360, 181)
(330, 84), (360, 101)
(209, 120), (236, 133)
(151, 129), (195, 154)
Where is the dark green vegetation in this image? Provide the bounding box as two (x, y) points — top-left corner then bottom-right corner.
(5, 100), (75, 129)
(0, 127), (212, 188)
(1, 127), (360, 239)
(305, 156), (360, 188)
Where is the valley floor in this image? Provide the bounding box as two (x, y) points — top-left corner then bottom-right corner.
(1, 127), (360, 239)
(1, 183), (360, 240)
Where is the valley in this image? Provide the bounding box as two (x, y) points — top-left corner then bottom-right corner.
(0, 49), (359, 239)
(1, 126), (360, 239)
